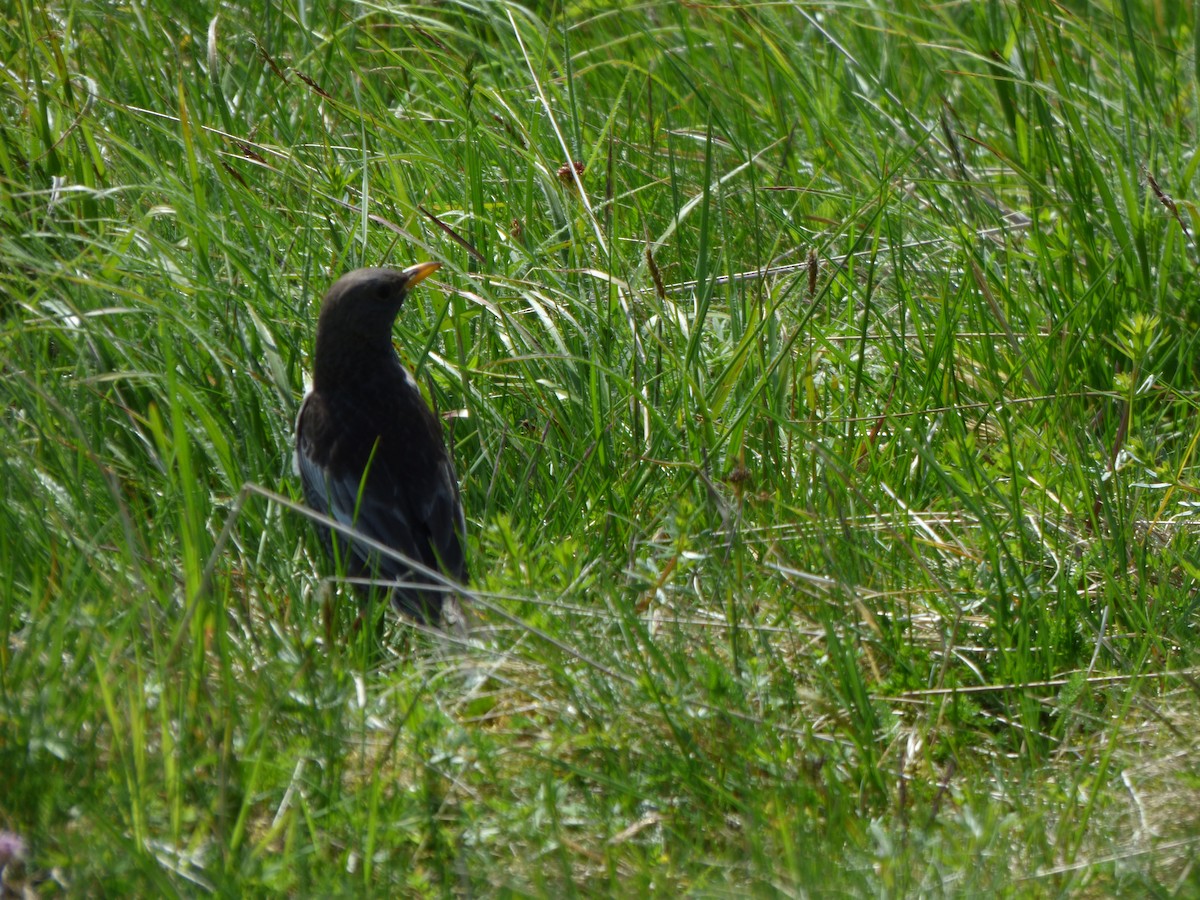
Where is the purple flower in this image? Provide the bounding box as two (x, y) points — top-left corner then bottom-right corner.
(0, 830), (26, 866)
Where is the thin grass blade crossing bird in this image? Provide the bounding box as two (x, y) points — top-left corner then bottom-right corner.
(294, 264), (468, 631)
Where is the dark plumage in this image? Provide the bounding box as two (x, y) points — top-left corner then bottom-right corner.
(295, 264), (467, 629)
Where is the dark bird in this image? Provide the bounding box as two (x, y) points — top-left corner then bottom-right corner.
(295, 264), (468, 630)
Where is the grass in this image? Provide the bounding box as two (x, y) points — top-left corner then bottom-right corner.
(2, 0), (1200, 893)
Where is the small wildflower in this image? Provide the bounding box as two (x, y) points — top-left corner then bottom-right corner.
(0, 830), (26, 867)
(726, 464), (751, 486)
(557, 160), (585, 187)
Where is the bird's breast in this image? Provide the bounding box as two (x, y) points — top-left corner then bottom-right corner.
(298, 377), (448, 485)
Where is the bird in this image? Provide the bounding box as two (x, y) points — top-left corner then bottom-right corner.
(294, 264), (468, 631)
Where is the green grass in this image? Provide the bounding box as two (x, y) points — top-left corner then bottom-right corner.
(3, 0), (1200, 893)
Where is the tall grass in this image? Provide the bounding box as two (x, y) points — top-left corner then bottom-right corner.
(2, 0), (1199, 893)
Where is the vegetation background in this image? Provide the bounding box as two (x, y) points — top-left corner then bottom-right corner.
(2, 0), (1199, 894)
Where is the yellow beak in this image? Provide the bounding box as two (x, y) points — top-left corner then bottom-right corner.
(402, 261), (441, 287)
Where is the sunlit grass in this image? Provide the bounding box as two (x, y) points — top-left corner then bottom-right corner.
(2, 0), (1199, 893)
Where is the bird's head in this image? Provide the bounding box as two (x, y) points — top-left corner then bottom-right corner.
(314, 263), (441, 355)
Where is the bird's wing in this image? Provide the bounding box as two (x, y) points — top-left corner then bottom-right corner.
(296, 428), (419, 574)
(295, 392), (466, 615)
(416, 455), (468, 582)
